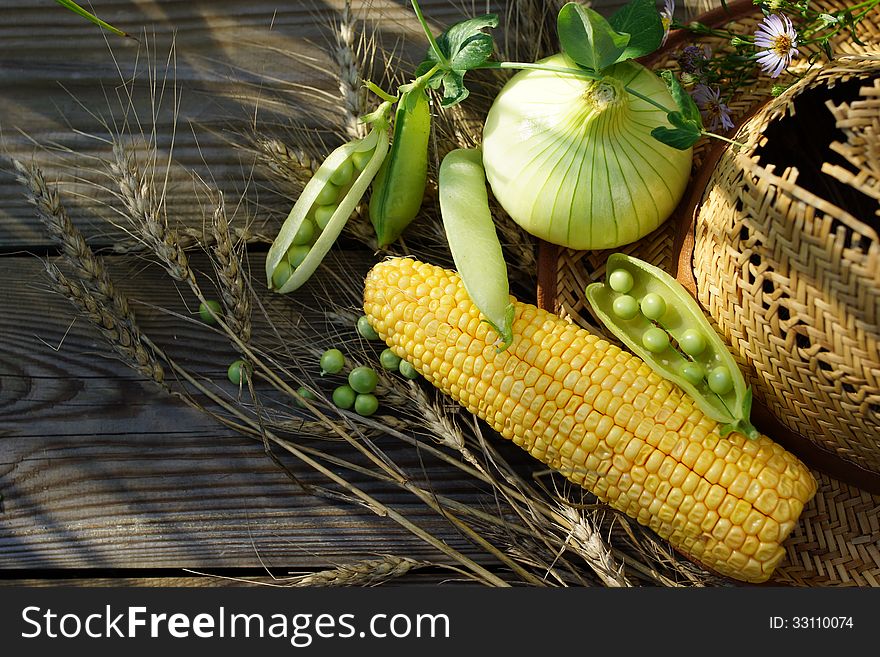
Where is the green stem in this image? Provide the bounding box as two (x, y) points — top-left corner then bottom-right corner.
(399, 62), (442, 93)
(702, 130), (746, 149)
(623, 85), (675, 114)
(410, 0), (449, 68)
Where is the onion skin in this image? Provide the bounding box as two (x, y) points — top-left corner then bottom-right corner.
(482, 54), (693, 251)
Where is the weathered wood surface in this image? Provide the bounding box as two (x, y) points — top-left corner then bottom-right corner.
(0, 1), (710, 584)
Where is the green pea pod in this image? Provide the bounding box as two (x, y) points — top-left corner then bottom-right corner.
(439, 148), (514, 351)
(369, 84), (431, 247)
(266, 115), (390, 294)
(585, 253), (758, 439)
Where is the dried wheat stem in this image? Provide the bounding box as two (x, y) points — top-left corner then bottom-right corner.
(110, 141), (196, 286)
(44, 262), (166, 384)
(334, 0), (367, 139)
(13, 159), (131, 315)
(286, 556), (427, 586)
(211, 193), (252, 344)
(559, 505), (631, 587)
(250, 136), (320, 195)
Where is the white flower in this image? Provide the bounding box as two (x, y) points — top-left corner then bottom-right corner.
(754, 13), (799, 78)
(660, 0), (675, 45)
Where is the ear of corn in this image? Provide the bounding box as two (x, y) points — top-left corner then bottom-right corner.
(363, 257), (818, 584)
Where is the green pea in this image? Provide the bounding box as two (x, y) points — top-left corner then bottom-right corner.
(330, 158), (355, 187)
(271, 260), (293, 290)
(369, 85), (431, 247)
(680, 362), (706, 386)
(199, 299), (222, 325)
(608, 269), (634, 294)
(640, 293), (667, 321)
(348, 366), (379, 394)
(708, 366), (734, 395)
(642, 326), (669, 353)
(320, 348), (346, 375)
(287, 245), (311, 269)
(379, 348), (402, 371)
(679, 329), (707, 356)
(294, 386), (318, 408)
(612, 295), (640, 320)
(332, 384), (356, 409)
(227, 359), (251, 385)
(398, 359), (419, 380)
(354, 393), (379, 417)
(357, 315), (380, 340)
(291, 219), (316, 246)
(314, 204), (335, 231)
(315, 182), (340, 206)
(351, 148), (373, 171)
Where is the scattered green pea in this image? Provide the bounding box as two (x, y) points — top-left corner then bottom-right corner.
(351, 148), (373, 171)
(707, 366), (734, 395)
(271, 260), (293, 289)
(199, 299), (222, 325)
(320, 348), (346, 375)
(398, 359), (419, 380)
(357, 315), (380, 340)
(612, 294), (640, 320)
(348, 366), (379, 394)
(314, 204), (335, 231)
(332, 384), (356, 409)
(679, 329), (707, 357)
(315, 182), (340, 206)
(642, 326), (670, 353)
(680, 362), (706, 386)
(640, 293), (667, 321)
(291, 219), (316, 246)
(294, 386), (318, 408)
(227, 359), (251, 385)
(330, 158), (355, 187)
(608, 268), (634, 294)
(379, 348), (402, 371)
(287, 245), (311, 269)
(354, 393), (379, 417)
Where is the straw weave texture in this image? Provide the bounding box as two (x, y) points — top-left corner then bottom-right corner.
(548, 0), (880, 586)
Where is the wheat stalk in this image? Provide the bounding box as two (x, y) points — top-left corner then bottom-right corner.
(210, 192), (253, 345)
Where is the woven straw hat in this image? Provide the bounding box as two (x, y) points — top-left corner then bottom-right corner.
(537, 0), (880, 585)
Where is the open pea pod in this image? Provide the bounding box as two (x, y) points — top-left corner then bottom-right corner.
(585, 253), (758, 439)
(265, 115), (391, 294)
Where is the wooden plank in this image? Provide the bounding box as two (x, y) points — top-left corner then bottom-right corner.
(0, 0), (500, 249)
(0, 254), (499, 571)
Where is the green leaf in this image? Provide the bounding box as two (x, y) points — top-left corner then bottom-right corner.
(416, 13), (498, 107)
(557, 3), (630, 72)
(659, 70), (701, 124)
(439, 71), (468, 107)
(55, 0), (131, 38)
(651, 124), (701, 150)
(420, 14), (499, 72)
(608, 0), (665, 60)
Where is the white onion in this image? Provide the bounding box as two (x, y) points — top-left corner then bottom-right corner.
(482, 54), (693, 250)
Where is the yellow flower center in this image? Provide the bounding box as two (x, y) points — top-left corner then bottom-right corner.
(772, 34), (792, 56)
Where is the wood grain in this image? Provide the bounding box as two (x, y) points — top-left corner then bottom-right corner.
(0, 255), (496, 572)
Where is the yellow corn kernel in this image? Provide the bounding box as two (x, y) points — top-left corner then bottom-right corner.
(363, 258), (818, 584)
